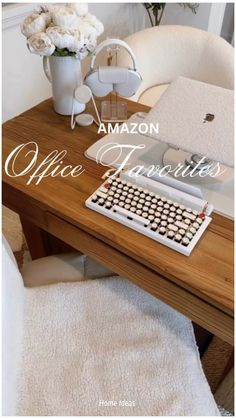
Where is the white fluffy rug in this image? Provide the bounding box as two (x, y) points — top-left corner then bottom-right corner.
(16, 277), (219, 416)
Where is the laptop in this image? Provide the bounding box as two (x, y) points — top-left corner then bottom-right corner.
(143, 76), (234, 167)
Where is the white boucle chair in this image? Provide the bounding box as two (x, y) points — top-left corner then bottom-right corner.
(118, 25), (234, 106)
(2, 236), (220, 416)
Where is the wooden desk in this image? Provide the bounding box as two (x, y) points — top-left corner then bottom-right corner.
(2, 99), (234, 345)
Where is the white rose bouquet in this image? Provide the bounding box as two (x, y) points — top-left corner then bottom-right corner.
(21, 3), (104, 59)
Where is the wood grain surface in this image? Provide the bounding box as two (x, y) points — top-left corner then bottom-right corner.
(2, 98), (234, 343)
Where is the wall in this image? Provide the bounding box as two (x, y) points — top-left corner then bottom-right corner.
(161, 3), (213, 30)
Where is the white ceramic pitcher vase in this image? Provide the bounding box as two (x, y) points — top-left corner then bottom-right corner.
(43, 56), (85, 116)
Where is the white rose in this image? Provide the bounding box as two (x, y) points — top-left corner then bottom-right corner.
(47, 26), (84, 53)
(76, 19), (98, 40)
(34, 4), (57, 14)
(33, 6), (52, 25)
(69, 3), (88, 16)
(21, 13), (48, 38)
(52, 6), (78, 28)
(81, 13), (104, 36)
(27, 32), (55, 56)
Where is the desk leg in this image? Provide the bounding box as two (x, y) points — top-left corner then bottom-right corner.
(202, 336), (234, 394)
(20, 216), (51, 260)
(20, 216), (81, 260)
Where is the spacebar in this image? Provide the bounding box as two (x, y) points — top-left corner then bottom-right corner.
(113, 205), (150, 227)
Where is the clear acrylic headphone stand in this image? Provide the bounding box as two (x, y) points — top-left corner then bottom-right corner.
(101, 45), (128, 123)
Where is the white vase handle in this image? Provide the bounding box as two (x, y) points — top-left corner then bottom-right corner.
(43, 56), (52, 83)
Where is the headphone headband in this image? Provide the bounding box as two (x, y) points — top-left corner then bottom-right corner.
(90, 38), (137, 71)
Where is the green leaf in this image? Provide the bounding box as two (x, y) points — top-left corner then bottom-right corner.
(53, 48), (76, 57)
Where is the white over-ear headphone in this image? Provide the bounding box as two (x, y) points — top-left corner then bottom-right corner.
(84, 38), (142, 98)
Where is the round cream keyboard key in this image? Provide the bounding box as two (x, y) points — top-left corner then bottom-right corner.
(186, 232), (193, 240)
(98, 198), (105, 206)
(151, 222), (158, 231)
(196, 217), (203, 224)
(167, 230), (175, 239)
(174, 234), (182, 242)
(168, 224), (178, 232)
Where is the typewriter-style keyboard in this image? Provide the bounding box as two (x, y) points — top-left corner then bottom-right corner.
(85, 173), (212, 256)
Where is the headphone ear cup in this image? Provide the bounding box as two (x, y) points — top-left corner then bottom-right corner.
(84, 70), (113, 97)
(114, 70), (142, 98)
